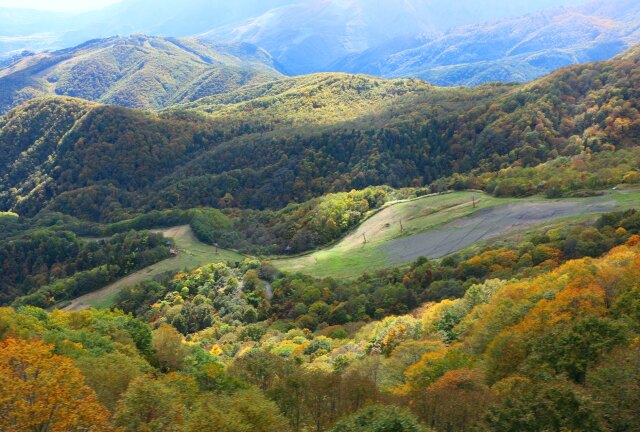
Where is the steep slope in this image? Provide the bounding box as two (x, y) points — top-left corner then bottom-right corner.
(1, 45), (639, 222)
(336, 0), (640, 85)
(0, 35), (283, 113)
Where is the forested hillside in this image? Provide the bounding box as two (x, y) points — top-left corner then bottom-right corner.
(3, 214), (640, 431)
(0, 35), (282, 113)
(1, 46), (639, 226)
(2, 21), (640, 432)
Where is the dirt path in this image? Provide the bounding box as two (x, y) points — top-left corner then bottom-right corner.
(264, 281), (274, 300)
(382, 199), (616, 264)
(63, 263), (175, 311)
(63, 226), (244, 311)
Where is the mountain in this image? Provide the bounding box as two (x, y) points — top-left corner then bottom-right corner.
(1, 44), (639, 223)
(3, 0), (638, 86)
(335, 0), (640, 85)
(1, 0), (594, 76)
(0, 1), (294, 58)
(203, 0), (590, 75)
(0, 35), (283, 113)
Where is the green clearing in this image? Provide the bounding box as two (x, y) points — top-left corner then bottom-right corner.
(63, 226), (244, 310)
(62, 189), (640, 307)
(272, 190), (640, 279)
(271, 192), (518, 278)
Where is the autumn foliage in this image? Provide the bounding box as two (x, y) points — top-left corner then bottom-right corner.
(0, 338), (112, 432)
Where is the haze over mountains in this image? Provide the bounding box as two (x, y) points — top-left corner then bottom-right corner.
(335, 0), (640, 85)
(2, 0), (638, 88)
(202, 0), (588, 75)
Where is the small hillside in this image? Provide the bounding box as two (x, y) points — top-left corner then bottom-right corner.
(0, 35), (283, 113)
(175, 73), (435, 127)
(274, 190), (639, 278)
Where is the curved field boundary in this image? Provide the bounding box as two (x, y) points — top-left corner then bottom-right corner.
(381, 199), (616, 264)
(273, 192), (628, 278)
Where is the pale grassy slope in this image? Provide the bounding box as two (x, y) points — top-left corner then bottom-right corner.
(273, 191), (639, 278)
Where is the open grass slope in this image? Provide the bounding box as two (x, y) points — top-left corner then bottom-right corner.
(63, 225), (244, 310)
(0, 35), (283, 113)
(58, 189), (640, 308)
(273, 190), (640, 278)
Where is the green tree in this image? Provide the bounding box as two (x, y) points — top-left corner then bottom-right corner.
(152, 324), (187, 372)
(485, 381), (607, 432)
(113, 374), (194, 431)
(532, 317), (629, 383)
(76, 351), (150, 411)
(587, 342), (640, 431)
(329, 405), (425, 432)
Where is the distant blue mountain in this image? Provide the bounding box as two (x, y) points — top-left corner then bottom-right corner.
(1, 0), (638, 86)
(201, 0), (591, 75)
(331, 0), (640, 85)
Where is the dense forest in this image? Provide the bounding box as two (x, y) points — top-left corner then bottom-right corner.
(2, 210), (640, 431)
(0, 228), (170, 307)
(1, 46), (639, 226)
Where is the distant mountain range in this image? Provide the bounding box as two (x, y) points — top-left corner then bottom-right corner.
(0, 35), (282, 113)
(202, 0), (588, 75)
(0, 0), (639, 88)
(333, 0), (640, 85)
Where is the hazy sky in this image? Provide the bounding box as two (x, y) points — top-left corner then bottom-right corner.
(0, 0), (123, 11)
(0, 0), (589, 13)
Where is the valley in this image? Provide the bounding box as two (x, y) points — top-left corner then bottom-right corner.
(2, 4), (640, 430)
(62, 189), (640, 311)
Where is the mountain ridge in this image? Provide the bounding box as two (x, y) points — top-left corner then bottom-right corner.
(1, 0), (619, 86)
(0, 35), (283, 113)
(333, 0), (640, 85)
(1, 43), (639, 222)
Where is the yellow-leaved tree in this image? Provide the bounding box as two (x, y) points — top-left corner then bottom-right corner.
(0, 338), (113, 432)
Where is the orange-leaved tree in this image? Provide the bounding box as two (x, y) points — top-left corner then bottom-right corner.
(0, 338), (113, 432)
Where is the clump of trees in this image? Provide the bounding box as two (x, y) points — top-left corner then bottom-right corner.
(1, 229), (170, 307)
(3, 233), (640, 431)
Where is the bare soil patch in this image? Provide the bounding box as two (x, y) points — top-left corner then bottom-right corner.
(382, 200), (616, 264)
